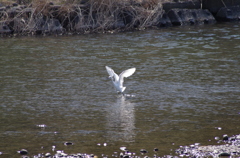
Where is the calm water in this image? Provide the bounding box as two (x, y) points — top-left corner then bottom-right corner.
(0, 23), (240, 157)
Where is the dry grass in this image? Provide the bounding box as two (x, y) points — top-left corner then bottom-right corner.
(31, 0), (164, 32)
(0, 0), (15, 5)
(1, 0), (168, 34)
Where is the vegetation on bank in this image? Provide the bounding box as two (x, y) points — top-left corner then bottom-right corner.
(0, 0), (169, 5)
(0, 0), (172, 35)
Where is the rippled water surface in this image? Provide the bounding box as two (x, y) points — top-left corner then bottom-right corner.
(0, 23), (240, 157)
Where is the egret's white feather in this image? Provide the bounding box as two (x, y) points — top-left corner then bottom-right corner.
(105, 66), (136, 93)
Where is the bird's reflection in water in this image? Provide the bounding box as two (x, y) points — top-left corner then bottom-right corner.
(105, 95), (135, 142)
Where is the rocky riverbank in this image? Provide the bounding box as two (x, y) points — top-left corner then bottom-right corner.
(0, 0), (240, 37)
(4, 133), (239, 158)
(175, 134), (240, 158)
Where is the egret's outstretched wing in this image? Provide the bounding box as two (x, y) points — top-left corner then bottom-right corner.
(119, 68), (136, 86)
(106, 66), (115, 77)
(120, 68), (136, 78)
(106, 66), (119, 81)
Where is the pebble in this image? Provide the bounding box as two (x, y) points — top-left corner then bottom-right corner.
(223, 134), (229, 141)
(123, 155), (129, 158)
(153, 148), (159, 152)
(56, 150), (64, 154)
(18, 149), (28, 155)
(52, 145), (56, 151)
(64, 142), (73, 146)
(140, 149), (148, 154)
(219, 152), (231, 156)
(217, 127), (222, 130)
(215, 136), (220, 140)
(45, 153), (51, 157)
(120, 147), (127, 151)
(190, 144), (195, 148)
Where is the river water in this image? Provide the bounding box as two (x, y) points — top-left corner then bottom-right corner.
(0, 23), (240, 157)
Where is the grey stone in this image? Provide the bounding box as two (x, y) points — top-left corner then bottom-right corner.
(167, 9), (216, 26)
(202, 0), (240, 14)
(156, 12), (172, 27)
(0, 22), (12, 34)
(26, 17), (64, 35)
(216, 6), (240, 21)
(163, 1), (201, 13)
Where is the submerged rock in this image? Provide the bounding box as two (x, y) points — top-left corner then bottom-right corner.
(18, 149), (28, 155)
(140, 149), (148, 154)
(45, 152), (51, 157)
(64, 142), (74, 146)
(153, 148), (159, 152)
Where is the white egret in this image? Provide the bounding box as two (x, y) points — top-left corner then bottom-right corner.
(105, 66), (136, 94)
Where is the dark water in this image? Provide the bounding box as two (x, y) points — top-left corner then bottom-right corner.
(0, 23), (240, 157)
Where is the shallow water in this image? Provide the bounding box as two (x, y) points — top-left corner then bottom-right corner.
(0, 23), (240, 157)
